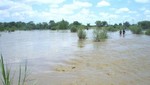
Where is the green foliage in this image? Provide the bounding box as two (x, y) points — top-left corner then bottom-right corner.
(129, 25), (143, 34)
(72, 21), (81, 26)
(57, 20), (69, 30)
(70, 25), (77, 32)
(0, 55), (11, 85)
(93, 29), (108, 42)
(95, 21), (108, 27)
(145, 29), (150, 35)
(77, 26), (86, 39)
(0, 55), (29, 85)
(123, 21), (130, 27)
(105, 26), (119, 32)
(138, 21), (150, 29)
(51, 25), (59, 30)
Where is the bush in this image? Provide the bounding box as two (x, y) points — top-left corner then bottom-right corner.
(93, 29), (108, 42)
(130, 25), (143, 34)
(70, 25), (77, 32)
(77, 26), (86, 39)
(51, 26), (59, 30)
(145, 29), (150, 35)
(105, 26), (118, 32)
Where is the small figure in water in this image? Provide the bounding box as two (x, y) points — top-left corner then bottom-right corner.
(119, 29), (122, 36)
(123, 29), (125, 37)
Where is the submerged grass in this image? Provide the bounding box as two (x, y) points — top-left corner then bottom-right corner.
(129, 25), (143, 34)
(77, 26), (86, 40)
(0, 55), (30, 85)
(93, 28), (108, 42)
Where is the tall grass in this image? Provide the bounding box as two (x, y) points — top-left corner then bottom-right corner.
(129, 25), (143, 34)
(77, 26), (86, 39)
(0, 55), (29, 85)
(93, 28), (108, 42)
(145, 29), (150, 35)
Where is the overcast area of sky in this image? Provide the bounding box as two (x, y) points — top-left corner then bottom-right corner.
(0, 0), (150, 25)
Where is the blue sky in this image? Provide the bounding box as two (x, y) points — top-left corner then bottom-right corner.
(0, 0), (150, 25)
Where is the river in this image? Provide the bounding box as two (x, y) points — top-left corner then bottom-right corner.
(0, 29), (150, 85)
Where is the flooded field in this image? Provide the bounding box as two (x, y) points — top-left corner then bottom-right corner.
(0, 30), (150, 85)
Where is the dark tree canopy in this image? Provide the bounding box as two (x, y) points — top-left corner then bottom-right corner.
(138, 21), (150, 29)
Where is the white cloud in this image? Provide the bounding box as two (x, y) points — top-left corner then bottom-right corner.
(135, 0), (150, 3)
(50, 1), (92, 15)
(116, 7), (130, 13)
(97, 0), (110, 7)
(23, 0), (65, 4)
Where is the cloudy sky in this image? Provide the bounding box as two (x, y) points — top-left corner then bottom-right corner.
(0, 0), (150, 25)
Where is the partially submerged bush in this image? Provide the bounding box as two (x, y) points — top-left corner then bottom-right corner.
(130, 25), (143, 34)
(145, 29), (150, 35)
(77, 26), (86, 39)
(93, 29), (108, 42)
(70, 25), (77, 32)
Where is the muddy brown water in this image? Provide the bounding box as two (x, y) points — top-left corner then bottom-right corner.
(0, 30), (150, 85)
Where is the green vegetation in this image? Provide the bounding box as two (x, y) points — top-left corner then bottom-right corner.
(145, 29), (150, 35)
(69, 21), (83, 32)
(70, 25), (77, 32)
(77, 26), (86, 39)
(105, 26), (119, 32)
(95, 21), (108, 28)
(1, 20), (150, 35)
(0, 55), (30, 85)
(93, 28), (108, 42)
(129, 25), (143, 34)
(138, 21), (150, 29)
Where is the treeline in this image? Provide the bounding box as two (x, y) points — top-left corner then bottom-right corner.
(0, 20), (150, 32)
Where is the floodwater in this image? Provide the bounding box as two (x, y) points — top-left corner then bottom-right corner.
(0, 29), (150, 85)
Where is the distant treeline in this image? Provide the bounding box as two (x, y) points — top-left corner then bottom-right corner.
(0, 20), (150, 32)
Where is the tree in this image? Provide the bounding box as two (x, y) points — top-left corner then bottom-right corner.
(73, 21), (81, 26)
(49, 20), (55, 29)
(57, 19), (69, 30)
(119, 23), (122, 26)
(123, 21), (130, 28)
(138, 21), (150, 29)
(102, 21), (108, 27)
(95, 21), (102, 27)
(42, 22), (48, 29)
(87, 23), (90, 27)
(26, 21), (36, 30)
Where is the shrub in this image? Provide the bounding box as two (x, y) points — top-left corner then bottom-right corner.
(93, 29), (108, 42)
(70, 25), (77, 32)
(77, 26), (86, 39)
(145, 29), (150, 35)
(105, 26), (118, 32)
(129, 25), (143, 34)
(51, 26), (59, 30)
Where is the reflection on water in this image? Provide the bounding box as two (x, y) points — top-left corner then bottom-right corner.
(0, 30), (150, 83)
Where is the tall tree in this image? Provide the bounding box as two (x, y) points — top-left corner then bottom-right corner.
(138, 21), (150, 29)
(123, 21), (130, 28)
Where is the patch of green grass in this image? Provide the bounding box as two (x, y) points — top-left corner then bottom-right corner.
(93, 28), (108, 42)
(0, 55), (30, 85)
(129, 25), (143, 34)
(105, 26), (118, 32)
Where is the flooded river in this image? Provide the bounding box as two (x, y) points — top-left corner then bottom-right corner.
(0, 30), (150, 85)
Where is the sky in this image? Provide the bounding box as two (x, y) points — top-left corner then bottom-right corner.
(0, 0), (150, 25)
